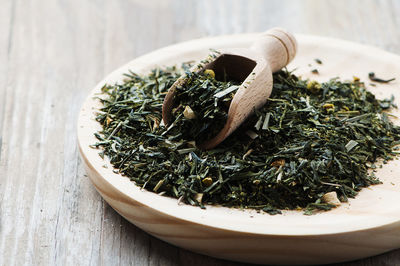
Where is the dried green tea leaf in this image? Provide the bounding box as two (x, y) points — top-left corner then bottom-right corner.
(369, 72), (395, 83)
(93, 63), (400, 215)
(345, 140), (359, 152)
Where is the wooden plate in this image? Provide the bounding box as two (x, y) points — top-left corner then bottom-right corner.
(77, 34), (400, 265)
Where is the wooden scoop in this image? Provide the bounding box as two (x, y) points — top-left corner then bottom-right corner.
(162, 28), (297, 149)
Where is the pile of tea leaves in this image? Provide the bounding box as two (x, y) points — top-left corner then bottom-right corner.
(93, 64), (400, 215)
(167, 68), (241, 144)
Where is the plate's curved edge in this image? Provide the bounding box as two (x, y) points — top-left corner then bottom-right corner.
(102, 33), (400, 75)
(77, 33), (400, 236)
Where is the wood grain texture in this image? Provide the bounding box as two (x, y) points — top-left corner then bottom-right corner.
(1, 0), (400, 265)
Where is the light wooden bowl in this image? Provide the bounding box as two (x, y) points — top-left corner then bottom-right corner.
(77, 34), (400, 265)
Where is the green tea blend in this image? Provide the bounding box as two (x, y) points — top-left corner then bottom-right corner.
(93, 63), (400, 215)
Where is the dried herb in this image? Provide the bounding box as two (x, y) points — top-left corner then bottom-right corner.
(314, 58), (323, 64)
(170, 69), (240, 143)
(93, 63), (400, 215)
(369, 72), (395, 83)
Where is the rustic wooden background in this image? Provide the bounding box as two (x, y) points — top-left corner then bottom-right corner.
(1, 0), (400, 265)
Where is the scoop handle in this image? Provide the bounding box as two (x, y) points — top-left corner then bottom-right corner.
(250, 28), (297, 72)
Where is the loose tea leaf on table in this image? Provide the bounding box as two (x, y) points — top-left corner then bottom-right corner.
(368, 72), (396, 83)
(92, 63), (400, 215)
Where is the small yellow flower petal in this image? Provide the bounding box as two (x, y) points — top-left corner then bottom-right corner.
(204, 69), (215, 78)
(306, 80), (321, 94)
(202, 177), (213, 187)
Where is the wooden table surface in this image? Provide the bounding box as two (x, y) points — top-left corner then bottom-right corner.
(1, 0), (400, 265)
